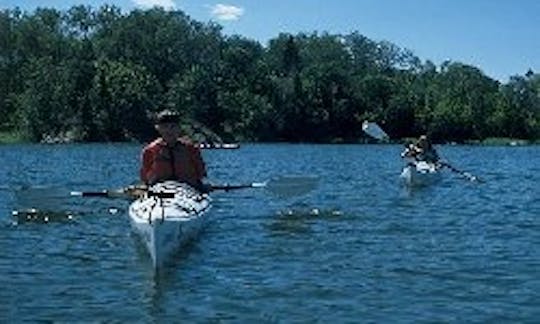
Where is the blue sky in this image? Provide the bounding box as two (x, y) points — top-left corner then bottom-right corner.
(2, 0), (538, 82)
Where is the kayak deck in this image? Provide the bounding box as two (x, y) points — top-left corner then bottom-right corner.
(128, 181), (211, 270)
(400, 161), (442, 187)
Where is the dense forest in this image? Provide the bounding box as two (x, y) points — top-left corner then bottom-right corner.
(0, 6), (539, 143)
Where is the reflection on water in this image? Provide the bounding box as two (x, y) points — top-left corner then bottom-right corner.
(266, 206), (344, 235)
(11, 208), (75, 224)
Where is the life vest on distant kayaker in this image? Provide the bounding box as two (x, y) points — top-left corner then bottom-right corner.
(140, 137), (206, 186)
(416, 149), (439, 163)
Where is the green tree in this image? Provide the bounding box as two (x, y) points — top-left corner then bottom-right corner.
(495, 74), (539, 138)
(17, 57), (73, 141)
(90, 59), (161, 141)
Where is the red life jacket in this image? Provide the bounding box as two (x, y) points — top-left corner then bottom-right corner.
(140, 137), (206, 186)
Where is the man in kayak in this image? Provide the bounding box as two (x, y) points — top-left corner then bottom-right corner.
(140, 110), (209, 192)
(401, 135), (440, 164)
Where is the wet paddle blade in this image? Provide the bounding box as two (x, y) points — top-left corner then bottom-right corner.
(362, 121), (389, 141)
(264, 176), (319, 198)
(14, 186), (71, 211)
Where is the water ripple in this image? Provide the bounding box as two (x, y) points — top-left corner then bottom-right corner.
(1, 144), (539, 322)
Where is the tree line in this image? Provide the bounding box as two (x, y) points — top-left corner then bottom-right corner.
(1, 6), (539, 143)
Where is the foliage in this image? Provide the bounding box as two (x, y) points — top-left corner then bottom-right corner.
(0, 6), (538, 143)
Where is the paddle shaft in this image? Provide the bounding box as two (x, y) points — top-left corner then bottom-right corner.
(439, 162), (482, 182)
(72, 190), (175, 199)
(72, 176), (315, 199)
(210, 183), (263, 191)
(72, 184), (262, 198)
(71, 184), (263, 198)
(76, 190), (109, 197)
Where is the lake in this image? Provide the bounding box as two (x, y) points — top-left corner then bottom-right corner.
(1, 143), (538, 322)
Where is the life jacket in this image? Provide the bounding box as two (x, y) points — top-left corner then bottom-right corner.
(416, 148), (439, 163)
(140, 137), (206, 186)
(402, 145), (439, 164)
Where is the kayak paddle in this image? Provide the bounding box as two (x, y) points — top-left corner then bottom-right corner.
(70, 176), (319, 200)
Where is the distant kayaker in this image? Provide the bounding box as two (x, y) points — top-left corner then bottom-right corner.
(401, 135), (440, 164)
(140, 110), (209, 192)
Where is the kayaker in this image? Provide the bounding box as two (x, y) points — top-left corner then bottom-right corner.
(401, 135), (440, 164)
(140, 109), (209, 192)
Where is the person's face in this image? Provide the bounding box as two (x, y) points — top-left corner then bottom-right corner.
(155, 122), (180, 142)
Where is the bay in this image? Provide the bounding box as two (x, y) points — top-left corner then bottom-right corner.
(1, 143), (538, 322)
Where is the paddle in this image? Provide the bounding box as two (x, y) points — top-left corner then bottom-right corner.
(438, 161), (483, 183)
(70, 176), (319, 200)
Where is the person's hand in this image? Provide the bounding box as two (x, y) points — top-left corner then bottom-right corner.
(124, 184), (148, 198)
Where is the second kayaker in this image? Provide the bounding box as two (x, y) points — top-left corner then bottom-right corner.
(401, 134), (440, 164)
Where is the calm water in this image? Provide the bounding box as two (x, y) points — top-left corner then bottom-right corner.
(1, 143), (539, 322)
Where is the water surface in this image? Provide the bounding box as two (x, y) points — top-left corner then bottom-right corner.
(1, 143), (538, 322)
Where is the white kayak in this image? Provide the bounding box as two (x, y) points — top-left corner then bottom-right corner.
(128, 181), (211, 270)
(400, 161), (442, 187)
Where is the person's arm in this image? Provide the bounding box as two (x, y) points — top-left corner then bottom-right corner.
(140, 147), (153, 184)
(190, 145), (207, 179)
(194, 146), (211, 193)
(401, 145), (417, 158)
(400, 148), (410, 158)
(431, 148), (440, 162)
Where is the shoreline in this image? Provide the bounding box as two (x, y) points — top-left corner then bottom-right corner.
(1, 132), (537, 146)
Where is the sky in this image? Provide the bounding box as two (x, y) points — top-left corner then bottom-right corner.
(2, 0), (538, 82)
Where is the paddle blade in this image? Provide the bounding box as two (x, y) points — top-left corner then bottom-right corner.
(265, 176), (319, 198)
(362, 121), (389, 141)
(208, 176), (317, 197)
(15, 186), (70, 211)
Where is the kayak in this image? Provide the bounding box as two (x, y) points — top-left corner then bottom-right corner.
(128, 181), (211, 270)
(400, 161), (442, 187)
